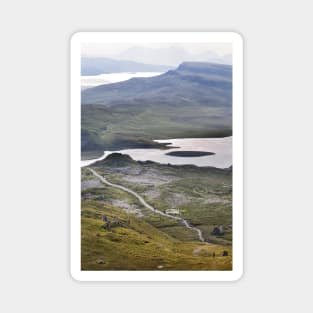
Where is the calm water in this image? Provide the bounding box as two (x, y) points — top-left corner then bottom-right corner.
(81, 72), (163, 89)
(81, 137), (232, 169)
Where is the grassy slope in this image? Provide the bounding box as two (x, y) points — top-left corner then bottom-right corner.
(81, 103), (231, 158)
(81, 154), (232, 271)
(82, 200), (232, 271)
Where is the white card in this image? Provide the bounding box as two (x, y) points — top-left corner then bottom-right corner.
(71, 32), (243, 281)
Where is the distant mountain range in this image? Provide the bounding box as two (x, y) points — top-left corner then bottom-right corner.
(81, 57), (173, 75)
(117, 46), (232, 66)
(81, 62), (232, 155)
(82, 62), (232, 106)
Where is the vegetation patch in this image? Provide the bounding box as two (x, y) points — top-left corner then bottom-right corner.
(81, 200), (232, 270)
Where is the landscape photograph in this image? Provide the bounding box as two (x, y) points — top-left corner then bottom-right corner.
(77, 35), (235, 272)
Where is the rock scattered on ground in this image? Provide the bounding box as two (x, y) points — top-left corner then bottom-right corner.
(81, 178), (103, 190)
(96, 259), (105, 264)
(111, 200), (144, 217)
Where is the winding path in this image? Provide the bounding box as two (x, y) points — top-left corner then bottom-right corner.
(87, 167), (205, 242)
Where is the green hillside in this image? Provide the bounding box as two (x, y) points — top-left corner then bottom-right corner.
(81, 154), (232, 270)
(82, 200), (232, 271)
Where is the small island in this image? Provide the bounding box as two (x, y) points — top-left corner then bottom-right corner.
(165, 151), (215, 157)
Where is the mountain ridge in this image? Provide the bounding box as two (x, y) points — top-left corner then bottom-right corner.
(82, 61), (232, 106)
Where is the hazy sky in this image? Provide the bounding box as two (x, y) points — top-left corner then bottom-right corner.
(81, 42), (232, 66)
(81, 42), (232, 56)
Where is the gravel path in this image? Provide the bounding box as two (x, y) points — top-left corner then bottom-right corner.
(88, 167), (205, 242)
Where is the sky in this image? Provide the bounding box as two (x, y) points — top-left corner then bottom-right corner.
(81, 43), (232, 66)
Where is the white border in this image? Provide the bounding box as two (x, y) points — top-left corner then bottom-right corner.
(71, 32), (243, 281)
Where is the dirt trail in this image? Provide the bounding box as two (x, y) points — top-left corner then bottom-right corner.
(88, 167), (205, 242)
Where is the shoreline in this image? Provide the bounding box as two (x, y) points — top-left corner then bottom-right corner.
(81, 136), (232, 169)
